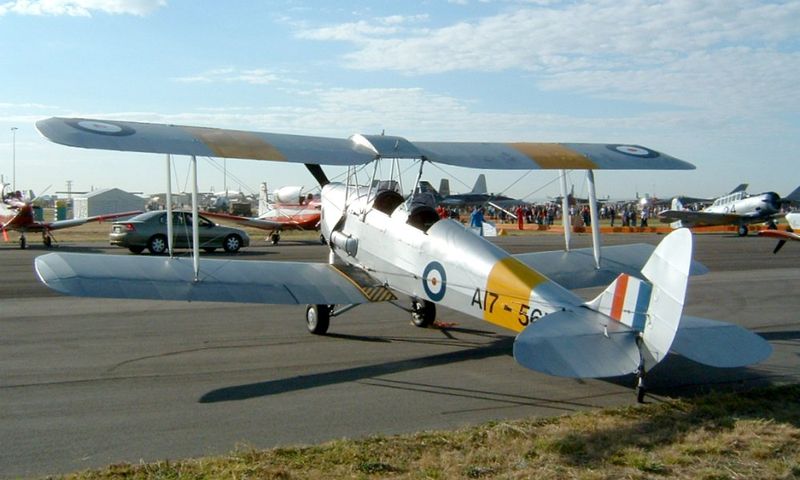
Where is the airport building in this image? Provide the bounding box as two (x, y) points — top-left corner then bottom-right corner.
(72, 188), (146, 218)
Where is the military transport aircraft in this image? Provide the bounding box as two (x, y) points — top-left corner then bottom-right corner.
(659, 186), (800, 236)
(1, 183), (140, 249)
(32, 117), (771, 402)
(759, 212), (800, 253)
(202, 185), (322, 245)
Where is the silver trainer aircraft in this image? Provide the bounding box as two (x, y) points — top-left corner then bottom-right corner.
(659, 186), (800, 236)
(33, 117), (771, 402)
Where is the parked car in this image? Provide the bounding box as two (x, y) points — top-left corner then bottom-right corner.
(110, 211), (250, 254)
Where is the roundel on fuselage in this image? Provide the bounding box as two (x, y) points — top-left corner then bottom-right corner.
(422, 261), (447, 302)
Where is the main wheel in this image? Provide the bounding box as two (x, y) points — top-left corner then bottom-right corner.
(306, 304), (330, 335)
(411, 299), (436, 328)
(19, 235), (27, 250)
(128, 246), (145, 254)
(147, 234), (168, 254)
(270, 232), (280, 245)
(43, 235), (52, 248)
(737, 225), (748, 237)
(319, 234), (326, 245)
(223, 234), (242, 253)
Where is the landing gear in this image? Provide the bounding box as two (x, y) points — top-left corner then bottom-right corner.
(306, 304), (331, 335)
(42, 231), (52, 248)
(270, 231), (281, 245)
(737, 224), (748, 237)
(411, 298), (436, 328)
(767, 219), (777, 230)
(19, 233), (27, 250)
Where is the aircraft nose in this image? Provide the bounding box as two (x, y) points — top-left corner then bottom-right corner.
(766, 192), (781, 210)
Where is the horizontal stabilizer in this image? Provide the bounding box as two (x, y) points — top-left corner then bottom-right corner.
(672, 316), (772, 368)
(513, 243), (707, 290)
(35, 252), (372, 305)
(513, 309), (640, 378)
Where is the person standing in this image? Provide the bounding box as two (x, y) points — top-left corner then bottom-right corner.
(515, 205), (524, 230)
(470, 206), (485, 236)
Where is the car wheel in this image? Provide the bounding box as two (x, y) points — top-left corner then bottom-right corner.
(128, 246), (145, 254)
(223, 234), (242, 253)
(306, 304), (330, 335)
(147, 234), (168, 254)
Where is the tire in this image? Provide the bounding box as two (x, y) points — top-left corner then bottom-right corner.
(411, 299), (436, 328)
(270, 232), (280, 245)
(43, 235), (52, 248)
(128, 246), (145, 254)
(19, 235), (27, 250)
(306, 304), (330, 335)
(320, 234), (326, 245)
(223, 234), (242, 253)
(203, 247), (217, 253)
(147, 234), (168, 254)
(737, 225), (748, 237)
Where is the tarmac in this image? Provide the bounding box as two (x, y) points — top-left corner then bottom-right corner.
(1, 232), (799, 478)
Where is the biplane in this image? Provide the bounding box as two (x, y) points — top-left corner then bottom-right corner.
(33, 117), (771, 402)
(759, 212), (800, 253)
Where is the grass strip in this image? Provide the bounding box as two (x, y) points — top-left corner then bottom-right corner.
(51, 384), (800, 479)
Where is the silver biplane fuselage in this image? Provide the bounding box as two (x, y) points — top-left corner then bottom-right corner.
(321, 182), (578, 333)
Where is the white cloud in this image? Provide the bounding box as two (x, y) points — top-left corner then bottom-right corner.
(292, 0), (800, 119)
(172, 68), (293, 86)
(0, 0), (166, 16)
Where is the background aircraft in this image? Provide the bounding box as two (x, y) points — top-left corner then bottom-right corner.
(33, 117), (770, 402)
(202, 185), (322, 245)
(418, 174), (524, 209)
(658, 186), (800, 236)
(1, 184), (140, 248)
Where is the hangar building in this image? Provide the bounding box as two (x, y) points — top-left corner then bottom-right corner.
(73, 188), (145, 218)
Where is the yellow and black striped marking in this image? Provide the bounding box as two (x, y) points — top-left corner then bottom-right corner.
(332, 264), (396, 303)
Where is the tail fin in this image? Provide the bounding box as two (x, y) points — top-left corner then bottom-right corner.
(438, 179), (450, 197)
(471, 174), (487, 194)
(586, 228), (692, 363)
(784, 185), (800, 204)
(729, 183), (748, 194)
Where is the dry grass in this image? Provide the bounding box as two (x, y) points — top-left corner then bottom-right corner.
(50, 384), (800, 479)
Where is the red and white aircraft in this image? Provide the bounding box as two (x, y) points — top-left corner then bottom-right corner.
(202, 185), (322, 245)
(759, 212), (800, 253)
(1, 184), (141, 249)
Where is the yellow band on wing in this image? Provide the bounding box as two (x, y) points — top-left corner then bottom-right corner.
(509, 143), (597, 169)
(182, 126), (287, 160)
(484, 257), (547, 332)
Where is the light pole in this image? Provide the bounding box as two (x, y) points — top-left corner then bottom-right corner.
(11, 127), (18, 192)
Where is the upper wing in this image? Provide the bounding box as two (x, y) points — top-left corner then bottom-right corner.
(658, 210), (742, 227)
(35, 252), (395, 304)
(36, 117), (695, 171)
(758, 229), (800, 242)
(45, 210), (142, 231)
(513, 243), (708, 290)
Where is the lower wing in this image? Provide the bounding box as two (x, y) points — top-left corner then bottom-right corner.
(658, 210), (742, 227)
(35, 252), (395, 304)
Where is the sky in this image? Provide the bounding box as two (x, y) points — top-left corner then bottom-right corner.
(1, 0), (799, 202)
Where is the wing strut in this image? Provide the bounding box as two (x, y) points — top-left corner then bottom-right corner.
(191, 155), (200, 281)
(166, 154), (174, 257)
(559, 169), (571, 251)
(587, 169), (602, 269)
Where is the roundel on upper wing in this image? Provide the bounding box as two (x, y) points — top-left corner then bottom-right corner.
(606, 144), (660, 158)
(67, 119), (136, 137)
(422, 261), (447, 302)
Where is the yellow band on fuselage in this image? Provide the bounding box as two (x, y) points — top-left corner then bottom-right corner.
(483, 257), (548, 332)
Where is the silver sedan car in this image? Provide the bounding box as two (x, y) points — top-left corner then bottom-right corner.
(110, 211), (250, 254)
